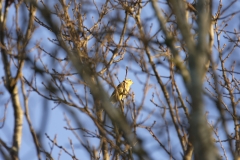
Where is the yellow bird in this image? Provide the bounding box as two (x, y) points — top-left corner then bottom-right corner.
(110, 79), (133, 103)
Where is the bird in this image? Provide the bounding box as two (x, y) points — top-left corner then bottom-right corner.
(110, 79), (133, 103)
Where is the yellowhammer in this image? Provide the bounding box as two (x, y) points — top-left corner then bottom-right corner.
(110, 79), (133, 103)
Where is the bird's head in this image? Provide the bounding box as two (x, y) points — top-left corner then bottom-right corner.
(124, 79), (133, 85)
